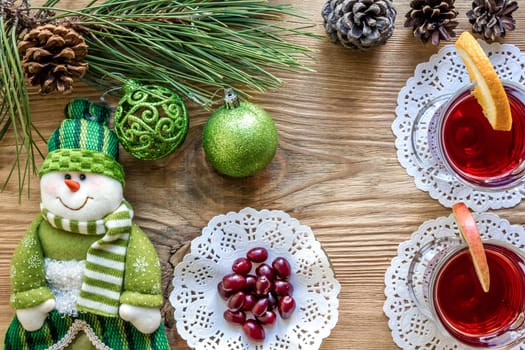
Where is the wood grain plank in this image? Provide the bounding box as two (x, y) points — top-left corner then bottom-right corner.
(2, 0), (525, 349)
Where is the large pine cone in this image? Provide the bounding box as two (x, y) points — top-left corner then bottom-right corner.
(18, 24), (88, 94)
(467, 0), (518, 41)
(322, 0), (396, 50)
(404, 0), (459, 45)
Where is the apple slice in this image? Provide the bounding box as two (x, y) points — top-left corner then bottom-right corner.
(452, 202), (490, 293)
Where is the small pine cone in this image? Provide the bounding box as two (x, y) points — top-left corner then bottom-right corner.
(467, 0), (519, 41)
(322, 0), (397, 50)
(18, 23), (88, 94)
(404, 0), (459, 45)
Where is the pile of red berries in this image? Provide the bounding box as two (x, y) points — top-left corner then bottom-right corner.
(217, 247), (296, 341)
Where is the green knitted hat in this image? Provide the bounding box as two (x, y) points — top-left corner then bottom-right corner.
(39, 99), (125, 185)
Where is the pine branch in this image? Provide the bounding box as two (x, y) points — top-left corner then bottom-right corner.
(43, 0), (317, 106)
(0, 0), (317, 198)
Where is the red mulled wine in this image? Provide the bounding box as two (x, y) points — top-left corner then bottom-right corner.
(439, 83), (525, 188)
(432, 242), (525, 348)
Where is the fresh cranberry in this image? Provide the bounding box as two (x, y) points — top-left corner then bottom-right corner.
(247, 247), (268, 263)
(255, 275), (272, 296)
(223, 310), (246, 325)
(256, 310), (277, 325)
(251, 297), (269, 317)
(273, 280), (293, 296)
(222, 273), (246, 292)
(217, 281), (233, 300)
(244, 275), (257, 292)
(267, 292), (278, 310)
(278, 295), (296, 319)
(227, 291), (246, 312)
(255, 263), (275, 281)
(232, 257), (252, 275)
(272, 257), (292, 279)
(242, 320), (265, 341)
(242, 293), (256, 311)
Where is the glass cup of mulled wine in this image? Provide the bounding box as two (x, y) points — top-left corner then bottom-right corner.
(408, 236), (525, 349)
(428, 81), (525, 191)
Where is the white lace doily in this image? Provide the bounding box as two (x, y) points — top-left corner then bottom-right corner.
(392, 41), (525, 211)
(170, 208), (341, 350)
(384, 212), (525, 349)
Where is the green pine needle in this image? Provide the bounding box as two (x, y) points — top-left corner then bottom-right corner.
(0, 14), (43, 199)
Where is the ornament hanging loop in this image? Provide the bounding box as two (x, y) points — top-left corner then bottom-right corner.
(186, 86), (229, 109)
(223, 88), (240, 109)
(100, 86), (123, 105)
(97, 72), (128, 104)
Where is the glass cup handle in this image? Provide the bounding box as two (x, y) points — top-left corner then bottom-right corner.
(410, 93), (453, 170)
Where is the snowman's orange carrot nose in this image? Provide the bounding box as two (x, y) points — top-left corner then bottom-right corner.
(65, 179), (80, 192)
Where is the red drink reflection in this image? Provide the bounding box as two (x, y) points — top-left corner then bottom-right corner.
(433, 243), (525, 347)
(441, 85), (525, 188)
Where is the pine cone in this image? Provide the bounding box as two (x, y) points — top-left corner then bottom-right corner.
(404, 0), (459, 45)
(1, 2), (38, 31)
(467, 0), (518, 41)
(18, 24), (88, 94)
(322, 0), (396, 50)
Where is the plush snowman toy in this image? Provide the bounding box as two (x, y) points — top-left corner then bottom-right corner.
(4, 99), (169, 350)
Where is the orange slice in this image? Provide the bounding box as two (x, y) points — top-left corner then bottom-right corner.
(454, 31), (512, 131)
(452, 202), (490, 293)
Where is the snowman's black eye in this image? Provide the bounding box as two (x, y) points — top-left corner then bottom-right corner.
(79, 174), (86, 181)
(64, 174), (72, 180)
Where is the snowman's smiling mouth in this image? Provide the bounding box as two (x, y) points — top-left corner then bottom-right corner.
(57, 196), (93, 211)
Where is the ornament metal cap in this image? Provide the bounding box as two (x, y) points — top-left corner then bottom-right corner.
(122, 79), (141, 95)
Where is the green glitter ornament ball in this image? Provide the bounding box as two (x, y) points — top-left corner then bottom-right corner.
(202, 89), (279, 177)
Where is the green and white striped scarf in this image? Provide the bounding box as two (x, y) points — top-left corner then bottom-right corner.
(41, 201), (133, 317)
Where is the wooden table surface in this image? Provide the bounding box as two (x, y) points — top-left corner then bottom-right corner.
(3, 1), (525, 349)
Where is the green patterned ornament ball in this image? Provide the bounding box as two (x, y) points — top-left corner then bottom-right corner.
(113, 80), (189, 160)
(202, 89), (279, 177)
